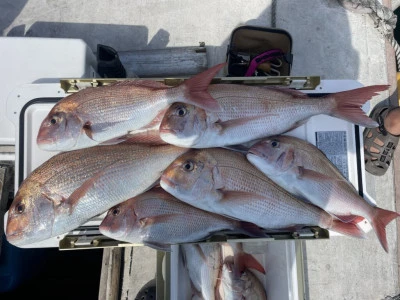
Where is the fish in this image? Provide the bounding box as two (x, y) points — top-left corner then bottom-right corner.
(36, 64), (224, 151)
(160, 148), (366, 238)
(182, 243), (222, 300)
(159, 84), (388, 148)
(6, 144), (188, 247)
(99, 188), (265, 251)
(219, 243), (267, 300)
(246, 135), (400, 252)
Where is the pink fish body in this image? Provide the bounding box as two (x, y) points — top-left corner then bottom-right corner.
(37, 64), (224, 151)
(159, 84), (388, 148)
(6, 144), (188, 247)
(247, 135), (399, 252)
(99, 188), (263, 251)
(160, 148), (365, 238)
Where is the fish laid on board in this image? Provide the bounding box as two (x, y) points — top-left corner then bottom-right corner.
(6, 144), (188, 247)
(246, 135), (399, 252)
(219, 243), (267, 300)
(99, 188), (264, 251)
(182, 243), (222, 300)
(160, 148), (366, 238)
(159, 84), (388, 148)
(37, 64), (224, 151)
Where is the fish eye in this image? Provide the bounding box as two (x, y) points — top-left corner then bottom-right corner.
(183, 160), (194, 171)
(50, 115), (60, 125)
(15, 202), (25, 214)
(112, 207), (120, 216)
(271, 140), (279, 148)
(176, 106), (187, 117)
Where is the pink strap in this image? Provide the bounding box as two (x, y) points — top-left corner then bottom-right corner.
(244, 49), (284, 76)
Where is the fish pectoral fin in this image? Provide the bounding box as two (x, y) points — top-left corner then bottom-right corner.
(296, 166), (340, 182)
(63, 169), (107, 214)
(216, 115), (278, 132)
(333, 214), (365, 224)
(139, 214), (182, 228)
(99, 134), (130, 146)
(41, 191), (67, 208)
(143, 241), (171, 252)
(82, 121), (95, 140)
(218, 190), (258, 203)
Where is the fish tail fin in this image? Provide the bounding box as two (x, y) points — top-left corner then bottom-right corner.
(237, 221), (268, 238)
(329, 85), (389, 127)
(330, 219), (367, 239)
(182, 63), (225, 112)
(370, 207), (399, 253)
(234, 252), (266, 275)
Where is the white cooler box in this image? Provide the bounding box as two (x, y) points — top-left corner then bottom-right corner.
(6, 80), (375, 299)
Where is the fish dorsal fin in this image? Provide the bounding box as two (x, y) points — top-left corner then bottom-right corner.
(108, 80), (170, 89)
(262, 86), (309, 98)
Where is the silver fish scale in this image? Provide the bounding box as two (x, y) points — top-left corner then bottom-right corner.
(181, 85), (334, 147)
(59, 146), (187, 231)
(67, 86), (171, 142)
(208, 84), (331, 121)
(206, 149), (330, 229)
(27, 145), (149, 198)
(273, 137), (374, 218)
(21, 144), (187, 238)
(75, 86), (165, 123)
(132, 195), (239, 244)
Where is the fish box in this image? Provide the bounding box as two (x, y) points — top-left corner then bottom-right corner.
(6, 79), (375, 299)
(226, 25), (293, 77)
(169, 241), (303, 300)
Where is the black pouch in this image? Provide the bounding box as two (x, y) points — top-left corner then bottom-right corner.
(226, 25), (293, 77)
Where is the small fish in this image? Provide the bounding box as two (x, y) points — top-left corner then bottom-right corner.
(37, 64), (224, 151)
(160, 148), (366, 238)
(6, 144), (188, 247)
(159, 84), (388, 148)
(246, 135), (399, 252)
(99, 188), (264, 251)
(182, 243), (222, 300)
(219, 243), (267, 300)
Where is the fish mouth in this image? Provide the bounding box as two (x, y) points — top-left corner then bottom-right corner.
(159, 127), (174, 135)
(37, 137), (56, 145)
(247, 148), (263, 157)
(160, 174), (176, 189)
(6, 230), (26, 245)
